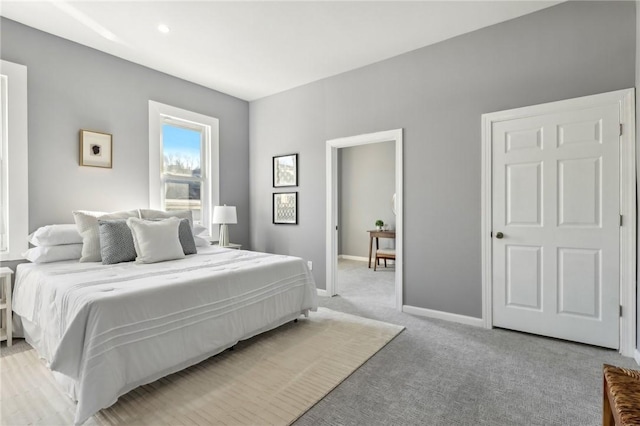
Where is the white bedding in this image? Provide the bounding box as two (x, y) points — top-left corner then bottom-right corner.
(13, 246), (317, 424)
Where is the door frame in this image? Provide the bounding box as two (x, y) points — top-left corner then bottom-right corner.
(480, 89), (636, 356)
(326, 129), (403, 310)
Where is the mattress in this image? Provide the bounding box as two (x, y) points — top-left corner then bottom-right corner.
(12, 246), (317, 424)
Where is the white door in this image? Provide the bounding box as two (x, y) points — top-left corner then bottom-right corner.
(492, 103), (620, 348)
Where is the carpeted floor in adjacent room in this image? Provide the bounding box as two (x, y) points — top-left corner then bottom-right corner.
(294, 258), (638, 426)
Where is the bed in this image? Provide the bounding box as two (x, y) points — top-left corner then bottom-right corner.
(12, 245), (318, 425)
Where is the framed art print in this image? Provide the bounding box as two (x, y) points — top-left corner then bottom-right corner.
(273, 153), (298, 187)
(273, 192), (298, 224)
(80, 129), (112, 168)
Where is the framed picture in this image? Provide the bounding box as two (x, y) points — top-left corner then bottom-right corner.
(80, 129), (112, 168)
(273, 153), (298, 187)
(273, 192), (298, 224)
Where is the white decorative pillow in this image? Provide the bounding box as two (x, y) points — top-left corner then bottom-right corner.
(73, 210), (139, 262)
(126, 217), (185, 264)
(28, 224), (82, 246)
(138, 209), (193, 228)
(22, 244), (83, 264)
(146, 218), (197, 255)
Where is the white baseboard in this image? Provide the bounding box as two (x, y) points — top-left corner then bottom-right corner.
(634, 349), (640, 366)
(338, 255), (368, 262)
(338, 255), (395, 265)
(402, 304), (484, 328)
(317, 289), (328, 297)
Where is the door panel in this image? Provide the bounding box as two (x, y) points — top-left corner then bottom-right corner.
(506, 163), (542, 226)
(492, 103), (619, 349)
(506, 127), (542, 152)
(558, 120), (602, 147)
(558, 158), (600, 227)
(506, 245), (542, 310)
(557, 248), (600, 318)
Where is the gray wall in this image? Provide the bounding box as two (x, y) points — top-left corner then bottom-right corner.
(250, 1), (636, 318)
(338, 141), (395, 257)
(0, 18), (250, 248)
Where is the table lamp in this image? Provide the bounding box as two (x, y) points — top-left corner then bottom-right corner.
(212, 205), (237, 247)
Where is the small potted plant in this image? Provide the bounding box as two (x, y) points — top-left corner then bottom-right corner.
(375, 220), (384, 231)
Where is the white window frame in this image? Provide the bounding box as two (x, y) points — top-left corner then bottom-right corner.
(148, 101), (219, 238)
(0, 60), (28, 261)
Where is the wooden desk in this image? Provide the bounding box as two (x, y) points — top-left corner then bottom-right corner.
(367, 230), (396, 268)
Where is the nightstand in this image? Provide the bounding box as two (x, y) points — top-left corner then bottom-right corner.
(212, 242), (242, 250)
(0, 267), (13, 347)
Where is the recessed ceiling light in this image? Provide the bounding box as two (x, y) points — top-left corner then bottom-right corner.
(157, 24), (170, 34)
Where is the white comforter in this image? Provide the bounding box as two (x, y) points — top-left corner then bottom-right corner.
(13, 246), (317, 424)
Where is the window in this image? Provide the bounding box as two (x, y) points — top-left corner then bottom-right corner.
(149, 101), (219, 237)
(0, 60), (28, 261)
(162, 120), (206, 222)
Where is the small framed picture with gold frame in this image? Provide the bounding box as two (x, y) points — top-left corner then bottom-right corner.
(80, 130), (112, 168)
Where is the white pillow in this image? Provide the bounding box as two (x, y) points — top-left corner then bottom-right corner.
(28, 224), (82, 246)
(73, 210), (139, 262)
(126, 217), (185, 264)
(138, 209), (193, 228)
(22, 244), (83, 264)
(193, 224), (207, 236)
(194, 236), (210, 247)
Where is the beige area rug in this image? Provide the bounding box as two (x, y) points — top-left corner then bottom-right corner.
(1, 308), (404, 425)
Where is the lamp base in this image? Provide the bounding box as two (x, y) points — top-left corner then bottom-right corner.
(219, 224), (230, 247)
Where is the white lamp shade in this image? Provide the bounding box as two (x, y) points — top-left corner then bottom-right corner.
(212, 205), (237, 225)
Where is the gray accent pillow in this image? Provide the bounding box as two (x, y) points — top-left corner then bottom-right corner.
(98, 219), (137, 265)
(177, 218), (197, 255)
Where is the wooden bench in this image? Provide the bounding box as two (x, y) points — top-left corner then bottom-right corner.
(603, 364), (640, 425)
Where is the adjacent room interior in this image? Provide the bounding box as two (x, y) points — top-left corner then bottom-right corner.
(337, 140), (396, 309)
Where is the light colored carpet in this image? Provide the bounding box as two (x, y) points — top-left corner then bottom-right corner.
(295, 259), (640, 426)
(0, 308), (404, 425)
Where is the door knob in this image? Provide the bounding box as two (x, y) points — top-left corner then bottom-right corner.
(495, 232), (504, 239)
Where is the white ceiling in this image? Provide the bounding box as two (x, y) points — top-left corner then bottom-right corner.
(0, 1), (561, 101)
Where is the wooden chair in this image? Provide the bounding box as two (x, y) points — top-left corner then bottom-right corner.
(374, 248), (395, 271)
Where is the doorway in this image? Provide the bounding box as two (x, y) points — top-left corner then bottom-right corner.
(481, 89), (636, 355)
(326, 129), (403, 311)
